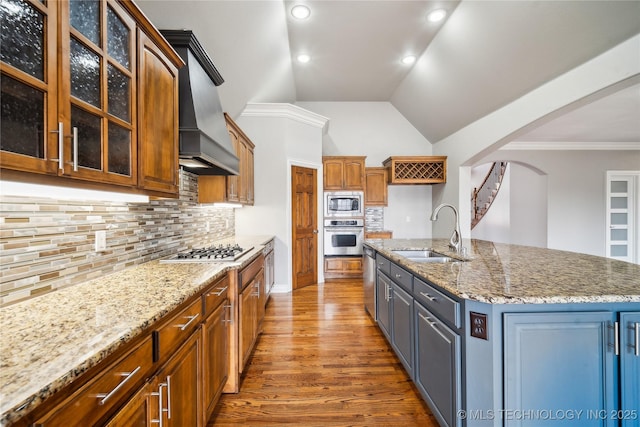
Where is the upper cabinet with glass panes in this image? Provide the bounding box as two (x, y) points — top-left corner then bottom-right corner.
(0, 0), (183, 196)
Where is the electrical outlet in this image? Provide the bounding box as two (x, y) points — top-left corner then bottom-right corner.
(95, 230), (107, 252)
(470, 312), (488, 340)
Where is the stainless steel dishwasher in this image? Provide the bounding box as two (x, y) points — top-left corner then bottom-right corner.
(363, 246), (376, 319)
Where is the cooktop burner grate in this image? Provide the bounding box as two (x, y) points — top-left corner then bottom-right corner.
(161, 244), (253, 263)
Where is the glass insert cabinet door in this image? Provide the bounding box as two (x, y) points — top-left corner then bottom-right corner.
(606, 172), (640, 264)
(0, 0), (59, 174)
(0, 0), (136, 185)
(61, 0), (137, 184)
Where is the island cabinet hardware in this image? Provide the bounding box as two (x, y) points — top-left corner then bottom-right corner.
(323, 156), (366, 191)
(383, 156), (447, 185)
(0, 0), (183, 198)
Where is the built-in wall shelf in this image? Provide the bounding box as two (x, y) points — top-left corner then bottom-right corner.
(383, 156), (447, 185)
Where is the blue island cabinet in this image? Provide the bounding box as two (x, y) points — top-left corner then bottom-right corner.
(620, 312), (640, 427)
(503, 310), (640, 427)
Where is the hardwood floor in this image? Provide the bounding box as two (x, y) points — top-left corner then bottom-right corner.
(208, 280), (438, 426)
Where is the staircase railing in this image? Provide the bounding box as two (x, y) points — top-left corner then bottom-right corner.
(471, 162), (508, 229)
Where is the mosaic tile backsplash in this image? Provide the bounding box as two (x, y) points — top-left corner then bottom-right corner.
(0, 171), (234, 305)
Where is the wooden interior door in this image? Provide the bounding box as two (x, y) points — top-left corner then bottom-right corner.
(291, 166), (318, 290)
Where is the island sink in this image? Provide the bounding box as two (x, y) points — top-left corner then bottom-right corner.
(391, 249), (456, 263)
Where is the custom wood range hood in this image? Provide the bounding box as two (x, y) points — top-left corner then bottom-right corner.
(160, 30), (240, 176)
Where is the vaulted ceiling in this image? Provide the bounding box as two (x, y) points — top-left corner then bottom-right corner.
(137, 0), (640, 144)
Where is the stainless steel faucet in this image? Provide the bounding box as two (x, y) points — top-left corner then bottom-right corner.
(430, 203), (462, 253)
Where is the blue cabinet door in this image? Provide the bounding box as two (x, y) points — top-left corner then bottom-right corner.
(620, 312), (640, 427)
(504, 312), (616, 427)
(376, 271), (391, 340)
(414, 302), (461, 427)
(391, 282), (414, 376)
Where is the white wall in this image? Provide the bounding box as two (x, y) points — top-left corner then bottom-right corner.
(234, 104), (327, 292)
(296, 102), (434, 238)
(479, 150), (640, 256)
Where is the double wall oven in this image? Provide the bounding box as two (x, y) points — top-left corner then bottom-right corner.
(323, 191), (364, 256)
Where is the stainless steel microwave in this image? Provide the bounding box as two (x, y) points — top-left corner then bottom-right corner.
(324, 191), (364, 218)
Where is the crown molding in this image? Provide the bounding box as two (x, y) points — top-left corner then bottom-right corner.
(241, 103), (330, 134)
(502, 141), (640, 150)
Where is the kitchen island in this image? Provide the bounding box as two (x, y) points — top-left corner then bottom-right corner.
(365, 238), (640, 427)
(0, 235), (274, 426)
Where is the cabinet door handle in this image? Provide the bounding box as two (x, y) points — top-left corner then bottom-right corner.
(50, 122), (64, 170)
(634, 322), (640, 357)
(151, 382), (166, 427)
(175, 313), (200, 331)
(96, 365), (141, 405)
(72, 126), (78, 171)
(419, 292), (437, 302)
(614, 321), (620, 356)
(223, 304), (233, 324)
(418, 312), (437, 328)
(166, 375), (172, 420)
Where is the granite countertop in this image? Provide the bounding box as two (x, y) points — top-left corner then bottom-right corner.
(366, 238), (640, 304)
(0, 235), (274, 426)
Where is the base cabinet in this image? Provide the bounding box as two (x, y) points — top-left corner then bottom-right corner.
(202, 303), (229, 425)
(324, 256), (363, 280)
(104, 382), (153, 427)
(376, 270), (413, 375)
(415, 303), (460, 427)
(152, 332), (200, 427)
(620, 312), (640, 427)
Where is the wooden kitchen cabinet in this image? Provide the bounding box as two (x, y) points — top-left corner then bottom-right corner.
(33, 337), (154, 427)
(324, 256), (363, 280)
(0, 0), (182, 197)
(365, 231), (393, 239)
(137, 29), (180, 196)
(238, 256), (264, 370)
(198, 114), (255, 205)
(383, 156), (447, 185)
(323, 156), (366, 191)
(201, 276), (230, 425)
(152, 331), (201, 427)
(365, 167), (388, 206)
(104, 381), (153, 427)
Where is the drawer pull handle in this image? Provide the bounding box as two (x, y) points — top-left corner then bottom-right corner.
(419, 292), (437, 302)
(97, 365), (141, 405)
(634, 322), (640, 357)
(395, 273), (402, 279)
(175, 313), (200, 331)
(208, 286), (228, 297)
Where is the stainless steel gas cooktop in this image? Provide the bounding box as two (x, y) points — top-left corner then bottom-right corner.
(161, 244), (253, 263)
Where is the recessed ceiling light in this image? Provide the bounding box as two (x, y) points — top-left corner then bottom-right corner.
(297, 54), (310, 63)
(401, 55), (416, 65)
(291, 4), (311, 20)
(427, 9), (447, 23)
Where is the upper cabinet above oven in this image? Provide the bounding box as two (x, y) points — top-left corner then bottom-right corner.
(322, 156), (366, 191)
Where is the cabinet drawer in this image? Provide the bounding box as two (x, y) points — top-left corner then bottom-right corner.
(390, 263), (412, 293)
(154, 298), (201, 362)
(414, 277), (460, 328)
(35, 337), (153, 427)
(203, 274), (229, 318)
(376, 253), (391, 276)
(240, 254), (263, 290)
